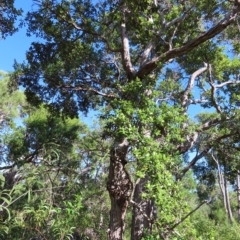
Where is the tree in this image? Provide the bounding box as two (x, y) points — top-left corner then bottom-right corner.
(10, 0), (240, 239)
(0, 72), (26, 238)
(0, 72), (26, 171)
(0, 0), (22, 38)
(1, 105), (111, 239)
(0, 71), (25, 126)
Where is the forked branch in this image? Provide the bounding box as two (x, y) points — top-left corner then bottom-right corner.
(182, 63), (208, 111)
(136, 3), (240, 78)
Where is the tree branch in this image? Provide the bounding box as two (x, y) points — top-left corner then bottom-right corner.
(182, 63), (208, 111)
(169, 200), (208, 231)
(188, 98), (209, 105)
(177, 116), (221, 155)
(0, 164), (15, 170)
(140, 42), (154, 67)
(136, 4), (240, 78)
(180, 146), (212, 179)
(45, 4), (122, 53)
(200, 117), (221, 132)
(121, 21), (136, 79)
(210, 81), (222, 113)
(61, 85), (117, 98)
(165, 8), (192, 29)
(215, 80), (240, 88)
(180, 128), (240, 179)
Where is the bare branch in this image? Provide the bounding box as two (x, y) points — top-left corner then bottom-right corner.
(188, 98), (208, 105)
(207, 65), (240, 112)
(113, 54), (121, 81)
(121, 21), (136, 79)
(166, 9), (192, 51)
(209, 81), (222, 113)
(178, 116), (222, 155)
(177, 131), (199, 154)
(182, 63), (208, 111)
(168, 22), (180, 50)
(61, 85), (116, 98)
(0, 164), (15, 170)
(156, 96), (174, 103)
(200, 117), (221, 131)
(170, 200), (208, 230)
(165, 8), (192, 29)
(140, 42), (154, 67)
(180, 146), (212, 178)
(215, 80), (240, 88)
(180, 128), (239, 178)
(206, 64), (222, 113)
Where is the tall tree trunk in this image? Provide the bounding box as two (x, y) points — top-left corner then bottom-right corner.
(223, 174), (234, 223)
(237, 171), (240, 223)
(131, 177), (156, 240)
(212, 153), (227, 211)
(212, 153), (234, 223)
(107, 139), (133, 240)
(219, 170), (227, 211)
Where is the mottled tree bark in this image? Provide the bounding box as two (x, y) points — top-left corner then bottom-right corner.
(107, 139), (133, 240)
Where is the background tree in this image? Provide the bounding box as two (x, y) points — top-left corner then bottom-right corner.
(0, 105), (111, 239)
(7, 0), (240, 239)
(0, 0), (22, 39)
(0, 71), (25, 127)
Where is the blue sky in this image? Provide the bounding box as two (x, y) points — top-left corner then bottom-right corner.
(0, 0), (36, 72)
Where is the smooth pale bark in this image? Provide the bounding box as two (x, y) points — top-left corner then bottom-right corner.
(237, 171), (240, 223)
(212, 153), (227, 211)
(219, 169), (227, 212)
(223, 174), (234, 223)
(212, 153), (233, 222)
(107, 140), (133, 240)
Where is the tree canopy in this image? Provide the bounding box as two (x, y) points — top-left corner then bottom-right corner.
(2, 0), (240, 239)
(0, 0), (22, 38)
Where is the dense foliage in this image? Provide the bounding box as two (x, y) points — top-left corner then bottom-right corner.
(2, 0), (240, 239)
(0, 0), (22, 38)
